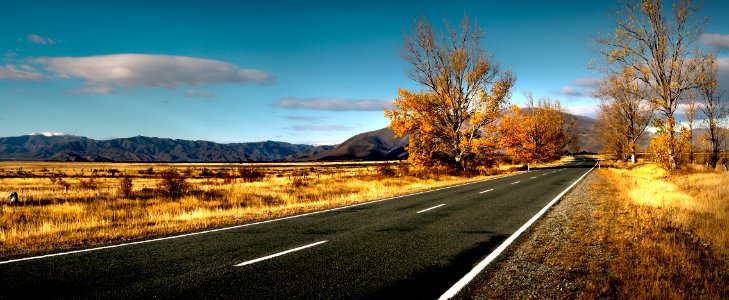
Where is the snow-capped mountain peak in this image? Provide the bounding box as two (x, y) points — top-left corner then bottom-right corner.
(29, 132), (68, 137)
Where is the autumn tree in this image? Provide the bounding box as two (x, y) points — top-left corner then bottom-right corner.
(385, 16), (515, 171)
(595, 103), (628, 160)
(595, 68), (653, 163)
(682, 92), (698, 163)
(498, 95), (574, 164)
(595, 0), (709, 170)
(697, 51), (728, 168)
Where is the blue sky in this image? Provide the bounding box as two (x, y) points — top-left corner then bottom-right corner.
(1, 1), (728, 144)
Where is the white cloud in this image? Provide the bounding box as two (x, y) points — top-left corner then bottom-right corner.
(34, 54), (273, 90)
(559, 86), (581, 97)
(556, 77), (602, 98)
(719, 58), (729, 92)
(699, 33), (729, 51)
(273, 97), (392, 111)
(26, 34), (55, 45)
(67, 87), (116, 95)
(289, 125), (352, 131)
(572, 77), (603, 88)
(558, 86), (593, 98)
(719, 58), (729, 74)
(0, 64), (43, 80)
(566, 104), (599, 118)
(185, 90), (215, 98)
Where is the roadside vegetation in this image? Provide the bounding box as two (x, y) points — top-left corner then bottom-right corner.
(0, 160), (540, 258)
(472, 159), (729, 298)
(592, 160), (729, 297)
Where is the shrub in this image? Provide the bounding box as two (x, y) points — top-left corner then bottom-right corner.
(376, 164), (396, 179)
(158, 169), (189, 200)
(119, 176), (133, 198)
(78, 177), (98, 190)
(291, 177), (309, 188)
(239, 168), (265, 182)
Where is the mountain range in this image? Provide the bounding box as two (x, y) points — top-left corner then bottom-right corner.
(0, 112), (602, 162)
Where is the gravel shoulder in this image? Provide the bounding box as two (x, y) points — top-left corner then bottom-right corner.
(465, 170), (615, 299)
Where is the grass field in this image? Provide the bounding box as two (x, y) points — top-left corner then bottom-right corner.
(589, 162), (729, 297)
(0, 160), (538, 258)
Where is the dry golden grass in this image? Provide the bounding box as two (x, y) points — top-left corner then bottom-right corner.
(0, 161), (530, 258)
(472, 161), (729, 298)
(595, 164), (729, 298)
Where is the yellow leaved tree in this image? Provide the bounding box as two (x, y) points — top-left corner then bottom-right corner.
(384, 16), (515, 172)
(498, 95), (574, 164)
(595, 0), (711, 170)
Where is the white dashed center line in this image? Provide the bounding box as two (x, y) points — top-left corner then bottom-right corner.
(530, 176), (537, 179)
(235, 240), (328, 267)
(417, 204), (445, 214)
(510, 181), (520, 184)
(479, 189), (494, 194)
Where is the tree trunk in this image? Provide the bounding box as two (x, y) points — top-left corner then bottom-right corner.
(630, 141), (637, 164)
(667, 116), (677, 170)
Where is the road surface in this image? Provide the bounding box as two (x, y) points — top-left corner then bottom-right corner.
(1, 158), (596, 299)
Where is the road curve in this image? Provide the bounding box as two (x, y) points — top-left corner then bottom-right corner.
(1, 158), (596, 299)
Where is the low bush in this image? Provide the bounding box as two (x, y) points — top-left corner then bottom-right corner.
(158, 169), (189, 200)
(118, 176), (133, 198)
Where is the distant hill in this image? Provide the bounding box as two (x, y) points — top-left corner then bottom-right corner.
(0, 134), (318, 162)
(0, 113), (612, 162)
(300, 127), (409, 161)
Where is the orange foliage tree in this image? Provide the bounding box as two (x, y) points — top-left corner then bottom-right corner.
(498, 95), (574, 164)
(385, 16), (515, 171)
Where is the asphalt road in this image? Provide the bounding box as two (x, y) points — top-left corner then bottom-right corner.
(1, 158), (596, 299)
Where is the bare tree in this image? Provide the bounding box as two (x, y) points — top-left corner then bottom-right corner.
(595, 68), (653, 163)
(595, 0), (708, 169)
(698, 51), (728, 168)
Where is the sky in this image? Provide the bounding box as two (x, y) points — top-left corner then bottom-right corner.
(1, 0), (728, 145)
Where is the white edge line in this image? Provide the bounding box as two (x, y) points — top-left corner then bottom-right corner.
(1, 169), (529, 265)
(235, 240), (327, 267)
(416, 204), (445, 214)
(478, 189), (494, 194)
(438, 162), (597, 300)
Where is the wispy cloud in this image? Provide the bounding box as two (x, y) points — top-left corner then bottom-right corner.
(284, 116), (327, 123)
(273, 97), (392, 111)
(289, 125), (352, 131)
(0, 64), (43, 80)
(556, 77), (602, 98)
(33, 54), (273, 92)
(67, 86), (116, 95)
(719, 58), (729, 92)
(26, 34), (56, 45)
(700, 33), (729, 51)
(185, 90), (215, 98)
(572, 77), (603, 88)
(558, 86), (591, 97)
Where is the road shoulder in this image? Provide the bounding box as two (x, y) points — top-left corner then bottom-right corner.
(466, 171), (614, 298)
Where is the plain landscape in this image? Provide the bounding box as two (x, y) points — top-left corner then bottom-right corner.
(2, 0), (729, 298)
